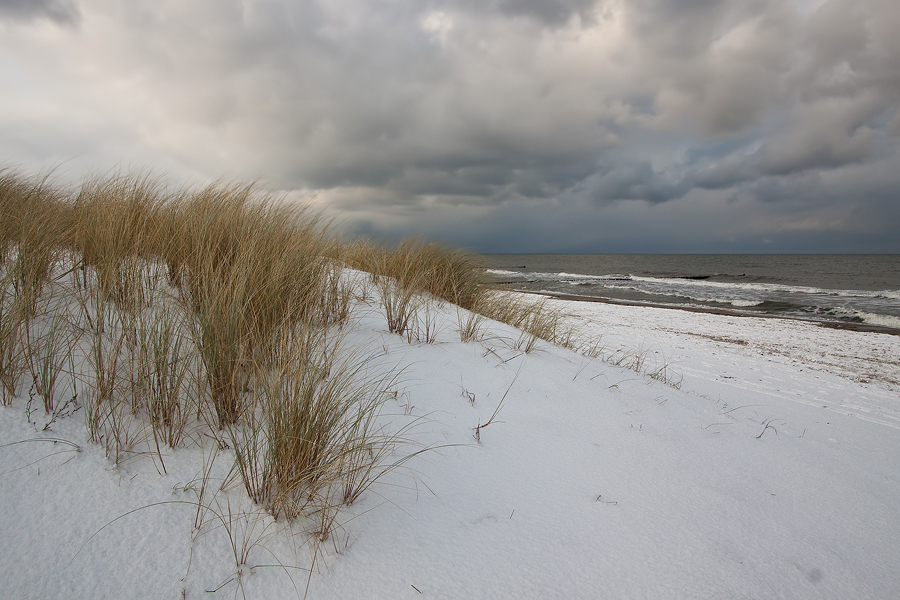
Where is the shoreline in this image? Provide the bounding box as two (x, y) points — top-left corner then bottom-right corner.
(514, 288), (900, 337)
(527, 286), (900, 396)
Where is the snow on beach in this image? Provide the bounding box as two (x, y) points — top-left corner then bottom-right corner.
(2, 285), (899, 599)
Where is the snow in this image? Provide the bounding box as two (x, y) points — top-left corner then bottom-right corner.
(2, 285), (899, 599)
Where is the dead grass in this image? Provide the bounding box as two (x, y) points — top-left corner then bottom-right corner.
(230, 325), (400, 530)
(474, 291), (577, 352)
(457, 307), (488, 343)
(3, 177), (68, 316)
(131, 299), (199, 451)
(21, 300), (73, 414)
(0, 271), (24, 405)
(171, 185), (335, 426)
(1, 166), (624, 572)
(343, 238), (484, 310)
(68, 173), (167, 305)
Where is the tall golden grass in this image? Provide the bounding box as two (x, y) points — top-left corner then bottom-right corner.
(0, 166), (579, 534)
(342, 237), (484, 310)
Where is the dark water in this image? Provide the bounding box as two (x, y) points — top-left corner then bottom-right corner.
(479, 255), (900, 330)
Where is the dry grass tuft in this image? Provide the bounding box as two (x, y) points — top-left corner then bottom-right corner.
(230, 325), (399, 530)
(473, 291), (576, 352)
(68, 173), (168, 306)
(343, 238), (484, 310)
(163, 184), (336, 426)
(1, 173), (69, 315)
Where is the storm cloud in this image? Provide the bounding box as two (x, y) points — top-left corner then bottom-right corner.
(0, 0), (79, 24)
(1, 0), (898, 251)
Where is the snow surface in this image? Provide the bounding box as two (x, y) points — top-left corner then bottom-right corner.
(2, 287), (899, 599)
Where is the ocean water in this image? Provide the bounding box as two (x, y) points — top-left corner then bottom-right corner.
(479, 255), (900, 331)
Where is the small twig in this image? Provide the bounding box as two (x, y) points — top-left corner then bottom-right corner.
(756, 417), (779, 439)
(573, 356), (595, 381)
(724, 404), (764, 415)
(206, 575), (234, 593)
(473, 360), (523, 441)
(459, 376), (476, 406)
(1, 437), (81, 451)
(411, 584), (422, 594)
(68, 500), (197, 567)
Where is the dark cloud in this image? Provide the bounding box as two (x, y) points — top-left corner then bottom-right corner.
(485, 0), (599, 26)
(577, 159), (692, 204)
(0, 0), (79, 24)
(1, 0), (899, 252)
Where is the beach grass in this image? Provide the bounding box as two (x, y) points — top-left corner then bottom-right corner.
(0, 167), (593, 540)
(0, 166), (719, 600)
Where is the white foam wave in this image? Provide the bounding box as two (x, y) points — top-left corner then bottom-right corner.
(557, 272), (631, 281)
(858, 312), (900, 329)
(669, 294), (764, 307)
(624, 275), (899, 300)
(731, 299), (763, 307)
(491, 267), (900, 302)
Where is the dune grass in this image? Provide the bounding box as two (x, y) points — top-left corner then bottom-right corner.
(230, 325), (401, 532)
(0, 166), (617, 559)
(0, 165), (696, 600)
(342, 237), (484, 310)
(0, 170), (458, 522)
(0, 270), (24, 405)
(472, 290), (578, 352)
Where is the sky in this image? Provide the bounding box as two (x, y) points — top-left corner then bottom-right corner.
(1, 0), (898, 253)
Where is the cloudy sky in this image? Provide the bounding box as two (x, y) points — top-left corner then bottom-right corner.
(1, 0), (898, 252)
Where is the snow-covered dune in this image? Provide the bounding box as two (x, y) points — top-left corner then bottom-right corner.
(2, 288), (899, 599)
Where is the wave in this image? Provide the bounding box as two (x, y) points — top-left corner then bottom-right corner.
(535, 287), (900, 329)
(626, 275), (898, 299)
(489, 268), (900, 301)
(489, 267), (900, 327)
(858, 312), (900, 329)
(557, 272), (633, 281)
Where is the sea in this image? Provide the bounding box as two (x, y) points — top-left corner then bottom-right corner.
(479, 254), (900, 332)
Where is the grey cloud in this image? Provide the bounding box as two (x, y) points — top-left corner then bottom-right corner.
(345, 156), (900, 253)
(804, 0), (869, 72)
(758, 115), (877, 175)
(690, 154), (759, 190)
(119, 1), (618, 197)
(755, 0), (900, 174)
(487, 0), (599, 26)
(889, 108), (900, 135)
(578, 159), (692, 204)
(626, 0), (797, 135)
(0, 0), (79, 24)
(629, 0), (742, 58)
(2, 0), (899, 252)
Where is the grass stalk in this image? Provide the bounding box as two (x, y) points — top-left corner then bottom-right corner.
(21, 304), (73, 414)
(0, 273), (24, 405)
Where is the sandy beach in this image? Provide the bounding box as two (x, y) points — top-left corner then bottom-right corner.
(2, 286), (899, 599)
(541, 292), (900, 409)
